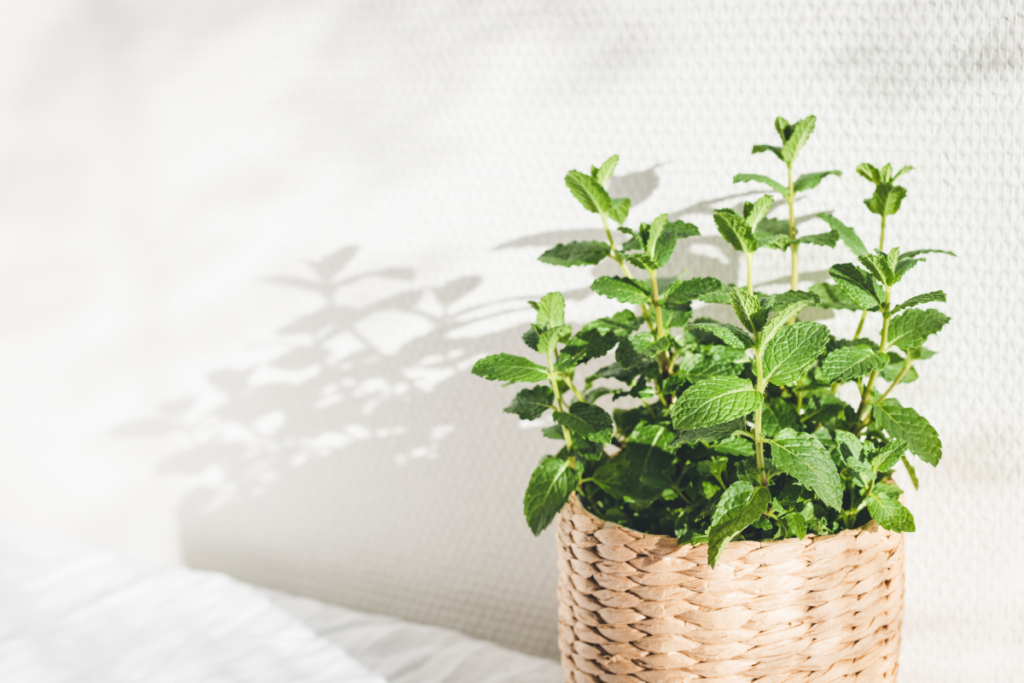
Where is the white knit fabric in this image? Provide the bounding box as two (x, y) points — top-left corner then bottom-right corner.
(0, 2), (1020, 680)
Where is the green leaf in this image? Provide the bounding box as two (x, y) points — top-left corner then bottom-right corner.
(583, 309), (643, 338)
(761, 398), (801, 438)
(713, 208), (758, 254)
(892, 290), (946, 314)
(759, 299), (815, 349)
(712, 437), (755, 457)
(594, 155), (618, 185)
(538, 241), (611, 267)
(793, 169), (841, 193)
(872, 439), (908, 473)
(780, 115), (816, 164)
(608, 197), (631, 224)
(743, 195), (775, 230)
(565, 170), (612, 214)
(670, 419), (745, 448)
(834, 429), (872, 486)
(901, 455), (919, 490)
(675, 351), (743, 382)
(708, 486), (770, 568)
(663, 276), (723, 308)
(753, 219), (791, 250)
(710, 481), (754, 527)
(881, 352), (918, 384)
(772, 290), (819, 307)
(864, 184), (907, 216)
(873, 399), (942, 465)
(646, 214), (669, 260)
(770, 428), (843, 510)
(752, 144), (784, 160)
(858, 250), (898, 286)
(821, 345), (890, 383)
(730, 287), (768, 333)
(523, 456), (578, 535)
(887, 309), (951, 351)
(504, 385), (554, 420)
(553, 402), (614, 444)
(687, 322), (754, 350)
(671, 377), (762, 431)
(856, 163), (882, 184)
(558, 329), (617, 368)
(784, 510), (807, 539)
(797, 231), (840, 247)
(472, 353), (548, 383)
(817, 214), (868, 256)
(901, 248), (957, 259)
(762, 322), (830, 386)
(734, 173), (787, 195)
(531, 292), (565, 328)
(590, 276), (650, 304)
(808, 282), (860, 310)
(592, 442), (671, 503)
(866, 495), (915, 533)
(536, 325), (570, 356)
(829, 263), (882, 310)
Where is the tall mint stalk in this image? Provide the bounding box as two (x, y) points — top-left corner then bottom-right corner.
(473, 118), (952, 567)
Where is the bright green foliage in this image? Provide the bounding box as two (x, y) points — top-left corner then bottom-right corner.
(821, 345), (889, 383)
(770, 429), (843, 510)
(475, 120), (949, 568)
(671, 378), (762, 431)
(524, 455), (579, 535)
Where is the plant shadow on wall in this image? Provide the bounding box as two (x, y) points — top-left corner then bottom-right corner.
(113, 165), (836, 656)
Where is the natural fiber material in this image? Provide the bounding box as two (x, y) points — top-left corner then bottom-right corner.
(556, 494), (904, 682)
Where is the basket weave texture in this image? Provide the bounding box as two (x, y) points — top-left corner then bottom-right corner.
(556, 494), (904, 683)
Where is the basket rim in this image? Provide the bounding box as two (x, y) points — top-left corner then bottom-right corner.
(568, 491), (884, 552)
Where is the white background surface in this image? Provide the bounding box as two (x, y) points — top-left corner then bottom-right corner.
(0, 1), (1021, 679)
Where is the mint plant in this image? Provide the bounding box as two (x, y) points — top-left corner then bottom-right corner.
(473, 117), (951, 567)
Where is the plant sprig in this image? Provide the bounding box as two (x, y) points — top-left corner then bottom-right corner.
(474, 119), (951, 567)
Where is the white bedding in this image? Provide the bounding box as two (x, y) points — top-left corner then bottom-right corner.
(0, 527), (561, 683)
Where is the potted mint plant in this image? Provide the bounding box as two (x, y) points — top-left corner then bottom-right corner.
(473, 116), (950, 681)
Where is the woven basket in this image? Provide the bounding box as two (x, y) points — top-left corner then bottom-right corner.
(556, 494), (904, 683)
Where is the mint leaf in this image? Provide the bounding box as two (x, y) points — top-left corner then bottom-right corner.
(708, 486), (770, 567)
(583, 309), (642, 338)
(594, 155), (618, 185)
(856, 163), (882, 184)
(821, 345), (890, 383)
(663, 276), (723, 308)
(754, 219), (791, 250)
(743, 195), (775, 229)
(472, 354), (548, 383)
(553, 402), (614, 444)
(834, 429), (872, 486)
(608, 197), (631, 224)
(538, 241), (611, 267)
(687, 322), (754, 350)
(881, 352), (918, 384)
(559, 328), (618, 366)
(797, 231), (840, 247)
(858, 250), (898, 286)
(730, 287), (768, 333)
(713, 208), (758, 254)
(866, 495), (915, 533)
(710, 481), (755, 527)
(670, 419), (745, 448)
(531, 292), (565, 328)
(887, 309), (950, 351)
(892, 290), (946, 313)
(873, 399), (942, 465)
(780, 115), (816, 164)
(752, 144), (784, 160)
(565, 170), (612, 214)
(675, 351), (743, 382)
(784, 510), (807, 539)
(523, 456), (578, 535)
(759, 299), (815, 349)
(770, 428), (843, 510)
(592, 441), (671, 503)
(734, 173), (787, 195)
(762, 322), (830, 386)
(504, 385), (554, 420)
(808, 282), (860, 310)
(864, 184), (907, 216)
(901, 455), (920, 490)
(590, 276), (650, 304)
(671, 377), (762, 431)
(817, 214), (868, 256)
(793, 169), (841, 193)
(829, 263), (882, 310)
(872, 439), (908, 473)
(713, 437), (755, 457)
(901, 248), (957, 259)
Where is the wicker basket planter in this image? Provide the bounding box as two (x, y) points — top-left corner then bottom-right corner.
(556, 494), (904, 683)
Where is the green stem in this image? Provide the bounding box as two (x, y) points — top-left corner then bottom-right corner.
(601, 211), (657, 335)
(787, 163), (798, 291)
(876, 357), (914, 405)
(854, 284), (892, 428)
(753, 335), (769, 488)
(545, 350), (574, 450)
(879, 213), (887, 251)
(853, 213), (888, 341)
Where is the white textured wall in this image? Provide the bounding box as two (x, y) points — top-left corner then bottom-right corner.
(0, 1), (1021, 678)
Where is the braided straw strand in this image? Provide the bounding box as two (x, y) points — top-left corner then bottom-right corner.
(556, 494), (904, 682)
